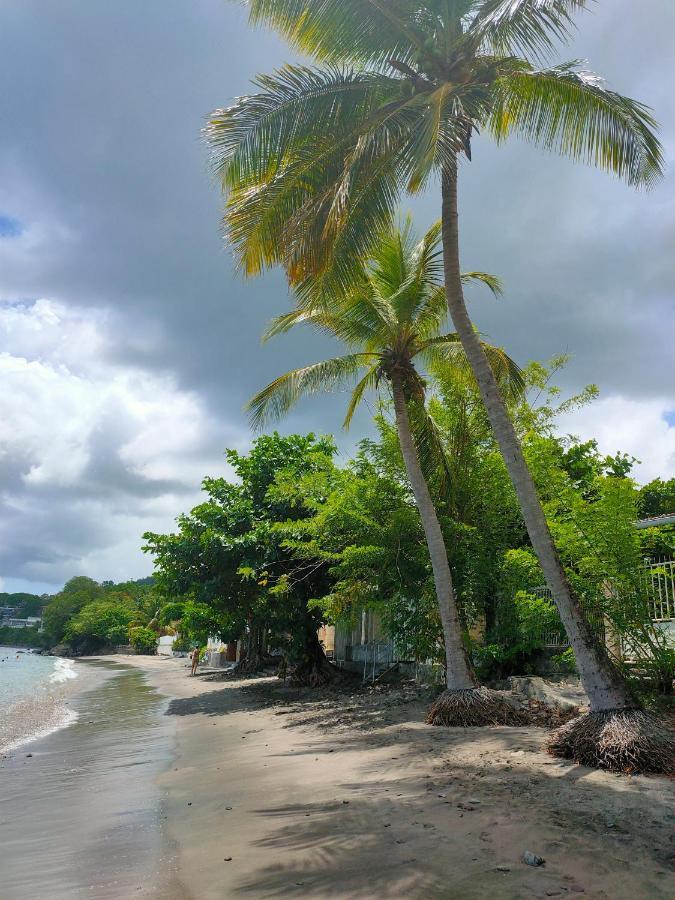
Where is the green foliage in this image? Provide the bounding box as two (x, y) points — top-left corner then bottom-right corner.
(129, 626), (158, 655)
(639, 525), (675, 563)
(207, 0), (662, 302)
(41, 576), (156, 652)
(516, 391), (675, 691)
(0, 625), (47, 649)
(278, 435), (442, 662)
(158, 601), (186, 627)
(171, 634), (193, 653)
(637, 478), (675, 518)
(64, 599), (136, 653)
(550, 648), (577, 675)
(144, 433), (337, 673)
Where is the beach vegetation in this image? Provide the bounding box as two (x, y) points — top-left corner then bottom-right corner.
(129, 626), (159, 655)
(206, 0), (670, 771)
(64, 598), (137, 654)
(144, 432), (340, 685)
(249, 219), (525, 723)
(39, 576), (160, 654)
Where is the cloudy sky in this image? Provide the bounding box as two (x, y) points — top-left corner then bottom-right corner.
(1, 1), (673, 595)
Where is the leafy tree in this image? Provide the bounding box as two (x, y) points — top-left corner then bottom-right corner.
(0, 625), (47, 649)
(144, 433), (339, 683)
(64, 598), (136, 653)
(42, 581), (102, 645)
(41, 577), (154, 651)
(274, 433), (440, 662)
(61, 576), (104, 597)
(250, 221), (524, 722)
(129, 626), (158, 655)
(637, 478), (675, 519)
(209, 0), (669, 769)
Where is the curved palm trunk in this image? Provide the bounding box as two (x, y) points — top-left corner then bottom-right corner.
(391, 374), (475, 690)
(440, 162), (632, 713)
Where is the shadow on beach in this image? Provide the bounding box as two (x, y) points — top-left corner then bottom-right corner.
(164, 671), (674, 899)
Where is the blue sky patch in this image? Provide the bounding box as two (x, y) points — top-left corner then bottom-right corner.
(663, 409), (675, 428)
(0, 214), (23, 237)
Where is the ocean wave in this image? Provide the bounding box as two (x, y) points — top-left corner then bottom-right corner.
(49, 658), (79, 684)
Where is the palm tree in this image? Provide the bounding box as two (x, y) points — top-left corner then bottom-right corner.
(249, 220), (525, 723)
(207, 2), (673, 771)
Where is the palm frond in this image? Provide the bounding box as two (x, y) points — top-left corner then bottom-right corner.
(246, 0), (426, 65)
(247, 354), (373, 428)
(461, 271), (504, 297)
(206, 66), (398, 189)
(414, 285), (449, 339)
(262, 308), (315, 342)
(343, 364), (381, 428)
(406, 395), (454, 498)
(471, 0), (590, 60)
(420, 334), (525, 400)
(488, 62), (664, 187)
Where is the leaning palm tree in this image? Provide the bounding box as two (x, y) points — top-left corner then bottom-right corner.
(207, 1), (673, 771)
(250, 221), (525, 724)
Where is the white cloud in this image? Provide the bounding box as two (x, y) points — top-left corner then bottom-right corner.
(0, 298), (242, 588)
(557, 396), (675, 484)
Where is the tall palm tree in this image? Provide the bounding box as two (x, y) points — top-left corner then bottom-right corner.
(249, 221), (525, 723)
(207, 1), (672, 771)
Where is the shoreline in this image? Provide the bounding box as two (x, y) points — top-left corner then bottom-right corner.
(3, 654), (673, 899)
(0, 653), (85, 755)
(0, 657), (182, 899)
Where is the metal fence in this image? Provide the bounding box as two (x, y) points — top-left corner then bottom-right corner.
(498, 558), (675, 651)
(342, 640), (396, 681)
(644, 559), (675, 621)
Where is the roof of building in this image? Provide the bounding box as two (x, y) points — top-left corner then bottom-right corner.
(635, 513), (675, 530)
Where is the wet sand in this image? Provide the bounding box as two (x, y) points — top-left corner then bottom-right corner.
(2, 655), (673, 899)
(0, 659), (181, 899)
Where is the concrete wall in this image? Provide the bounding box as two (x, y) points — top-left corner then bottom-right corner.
(157, 635), (176, 656)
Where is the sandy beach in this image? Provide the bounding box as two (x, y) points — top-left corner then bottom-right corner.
(1, 655), (673, 899)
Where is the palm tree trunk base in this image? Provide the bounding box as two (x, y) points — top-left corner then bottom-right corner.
(426, 687), (528, 727)
(547, 709), (674, 774)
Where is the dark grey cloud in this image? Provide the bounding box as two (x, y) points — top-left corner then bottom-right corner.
(0, 0), (673, 591)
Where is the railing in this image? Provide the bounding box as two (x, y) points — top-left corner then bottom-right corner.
(529, 587), (568, 647)
(343, 641), (396, 681)
(644, 559), (675, 621)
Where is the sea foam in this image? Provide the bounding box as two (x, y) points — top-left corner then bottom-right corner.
(49, 658), (79, 684)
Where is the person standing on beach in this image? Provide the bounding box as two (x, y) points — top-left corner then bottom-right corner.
(190, 647), (200, 677)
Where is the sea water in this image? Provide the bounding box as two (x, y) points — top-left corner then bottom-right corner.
(0, 649), (79, 752)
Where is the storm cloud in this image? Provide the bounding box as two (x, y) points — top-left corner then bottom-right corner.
(0, 1), (673, 592)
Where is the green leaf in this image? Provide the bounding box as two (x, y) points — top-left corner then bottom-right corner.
(247, 353), (373, 428)
(489, 62), (664, 186)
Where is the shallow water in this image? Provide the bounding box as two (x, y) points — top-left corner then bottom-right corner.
(0, 648), (68, 704)
(0, 660), (178, 899)
(0, 650), (80, 752)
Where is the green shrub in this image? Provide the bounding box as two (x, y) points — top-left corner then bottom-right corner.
(171, 634), (191, 653)
(551, 648), (577, 675)
(129, 626), (158, 655)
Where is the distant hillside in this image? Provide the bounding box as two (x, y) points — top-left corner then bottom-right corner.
(0, 592), (47, 617)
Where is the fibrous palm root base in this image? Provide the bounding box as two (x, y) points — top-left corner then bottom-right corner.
(547, 708), (675, 775)
(426, 687), (529, 727)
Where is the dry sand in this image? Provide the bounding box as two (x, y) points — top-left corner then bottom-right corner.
(114, 655), (674, 900)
